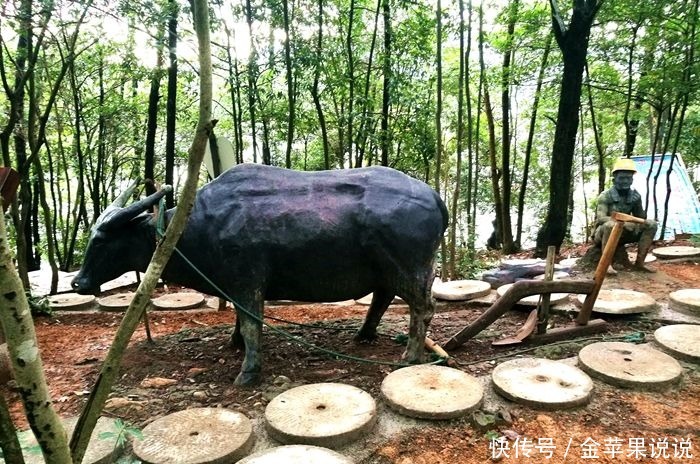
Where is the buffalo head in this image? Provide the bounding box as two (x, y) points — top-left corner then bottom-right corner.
(71, 183), (172, 295)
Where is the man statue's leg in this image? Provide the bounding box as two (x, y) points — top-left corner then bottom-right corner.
(633, 219), (658, 272)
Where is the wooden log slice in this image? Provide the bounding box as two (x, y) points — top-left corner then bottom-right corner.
(652, 245), (700, 259)
(265, 383), (377, 449)
(575, 288), (657, 314)
(668, 288), (700, 315)
(496, 283), (569, 306)
(48, 293), (95, 311)
(238, 445), (353, 464)
(530, 271), (571, 280)
(132, 408), (254, 464)
(380, 365), (483, 419)
(151, 292), (205, 311)
(491, 358), (593, 410)
(578, 342), (683, 390)
(6, 416), (123, 464)
(653, 324), (700, 363)
(98, 292), (135, 312)
(432, 280), (492, 301)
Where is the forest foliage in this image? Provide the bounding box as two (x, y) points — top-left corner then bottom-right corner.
(1, 0), (699, 288)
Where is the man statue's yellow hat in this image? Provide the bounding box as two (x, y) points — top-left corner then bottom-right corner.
(612, 158), (637, 174)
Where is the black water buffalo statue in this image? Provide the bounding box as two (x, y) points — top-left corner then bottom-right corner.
(72, 163), (448, 385)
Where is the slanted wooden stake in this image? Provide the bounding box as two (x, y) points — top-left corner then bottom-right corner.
(537, 246), (556, 334)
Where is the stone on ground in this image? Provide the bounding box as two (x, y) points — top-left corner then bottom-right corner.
(578, 342), (683, 390)
(98, 292), (135, 312)
(653, 324), (700, 363)
(491, 358), (593, 410)
(432, 279), (492, 301)
(575, 288), (657, 314)
(4, 416), (123, 464)
(132, 408), (254, 464)
(496, 283), (569, 306)
(354, 293), (404, 305)
(668, 288), (700, 315)
(238, 445), (352, 464)
(265, 383), (376, 449)
(652, 245), (700, 259)
(151, 292), (205, 310)
(381, 365), (483, 419)
(48, 293), (95, 311)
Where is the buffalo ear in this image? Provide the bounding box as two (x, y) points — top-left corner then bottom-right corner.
(98, 185), (173, 231)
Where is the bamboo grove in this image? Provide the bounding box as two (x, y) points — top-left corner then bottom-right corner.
(1, 0), (699, 292)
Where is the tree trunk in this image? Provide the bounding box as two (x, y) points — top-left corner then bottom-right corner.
(585, 62), (606, 193)
(355, 0), (381, 168)
(346, 0), (357, 166)
(0, 213), (71, 461)
(535, 0), (602, 257)
(516, 33), (551, 247)
(69, 0), (214, 460)
(435, 0), (447, 274)
(245, 0), (259, 163)
(311, 0), (330, 169)
(165, 0), (179, 208)
(283, 0), (295, 168)
(380, 0), (391, 166)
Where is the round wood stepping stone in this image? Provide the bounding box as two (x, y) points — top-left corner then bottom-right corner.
(132, 408), (254, 464)
(496, 283), (569, 306)
(98, 292), (135, 312)
(530, 271), (570, 280)
(653, 324), (700, 363)
(238, 445), (353, 464)
(652, 245), (700, 259)
(355, 293), (404, 305)
(578, 342), (683, 390)
(48, 293), (95, 311)
(575, 288), (656, 314)
(380, 365), (483, 419)
(491, 358), (593, 410)
(7, 416), (122, 464)
(432, 279), (492, 301)
(668, 288), (700, 315)
(265, 383), (376, 449)
(151, 292), (205, 310)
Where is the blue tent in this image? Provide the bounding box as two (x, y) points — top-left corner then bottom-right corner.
(631, 154), (700, 239)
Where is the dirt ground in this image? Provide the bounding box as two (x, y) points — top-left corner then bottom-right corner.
(3, 246), (700, 463)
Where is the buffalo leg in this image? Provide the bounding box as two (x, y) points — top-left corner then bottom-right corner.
(402, 274), (435, 364)
(233, 289), (264, 386)
(230, 317), (245, 348)
(355, 289), (394, 342)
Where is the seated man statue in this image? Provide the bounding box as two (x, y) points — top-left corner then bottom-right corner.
(593, 157), (658, 273)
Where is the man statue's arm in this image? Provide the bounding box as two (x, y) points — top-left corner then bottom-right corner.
(595, 192), (611, 226)
(631, 191), (647, 219)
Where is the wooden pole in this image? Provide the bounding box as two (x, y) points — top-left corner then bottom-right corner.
(537, 246), (556, 334)
(576, 211), (646, 325)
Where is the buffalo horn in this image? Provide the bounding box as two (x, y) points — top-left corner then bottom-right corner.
(95, 180), (142, 226)
(98, 185), (173, 231)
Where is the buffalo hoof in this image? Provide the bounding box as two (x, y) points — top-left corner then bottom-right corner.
(234, 371), (262, 387)
(353, 331), (378, 344)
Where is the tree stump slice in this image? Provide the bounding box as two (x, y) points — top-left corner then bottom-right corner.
(151, 292), (205, 311)
(132, 408), (254, 464)
(491, 358), (593, 410)
(575, 289), (656, 314)
(653, 324), (700, 363)
(432, 280), (492, 301)
(496, 283), (569, 306)
(668, 288), (700, 315)
(98, 292), (135, 312)
(355, 293), (404, 305)
(5, 416), (123, 464)
(48, 293), (95, 311)
(652, 245), (700, 259)
(264, 383), (377, 449)
(578, 342), (683, 390)
(238, 445), (353, 464)
(380, 365), (483, 419)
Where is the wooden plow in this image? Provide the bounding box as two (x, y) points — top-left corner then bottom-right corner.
(443, 212), (646, 350)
